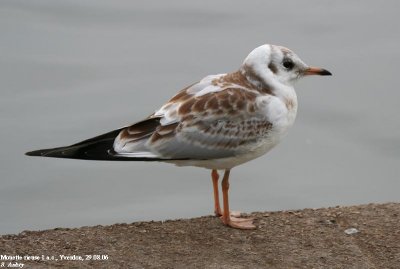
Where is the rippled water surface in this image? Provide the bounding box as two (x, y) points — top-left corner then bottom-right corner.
(1, 0), (399, 234)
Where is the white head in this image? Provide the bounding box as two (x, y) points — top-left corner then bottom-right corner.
(241, 44), (331, 88)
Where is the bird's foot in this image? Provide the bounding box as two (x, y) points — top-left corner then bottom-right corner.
(220, 215), (256, 230)
(214, 210), (241, 218)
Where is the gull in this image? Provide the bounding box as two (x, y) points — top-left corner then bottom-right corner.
(26, 44), (331, 229)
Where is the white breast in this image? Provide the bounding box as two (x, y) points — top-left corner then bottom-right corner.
(256, 84), (298, 140)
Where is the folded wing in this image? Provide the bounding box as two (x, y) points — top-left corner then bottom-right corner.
(113, 73), (273, 160)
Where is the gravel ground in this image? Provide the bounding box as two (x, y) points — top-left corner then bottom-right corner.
(1, 203), (399, 269)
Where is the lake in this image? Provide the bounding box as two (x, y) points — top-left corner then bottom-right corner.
(0, 0), (399, 234)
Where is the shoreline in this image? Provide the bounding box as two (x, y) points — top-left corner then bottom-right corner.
(1, 203), (399, 268)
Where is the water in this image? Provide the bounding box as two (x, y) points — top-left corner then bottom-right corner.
(1, 0), (399, 235)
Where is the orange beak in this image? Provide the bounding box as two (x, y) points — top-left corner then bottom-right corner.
(304, 67), (332, 76)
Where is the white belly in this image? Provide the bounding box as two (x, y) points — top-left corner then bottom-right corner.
(169, 139), (277, 169)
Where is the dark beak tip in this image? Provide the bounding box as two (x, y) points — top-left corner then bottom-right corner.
(320, 69), (332, 76)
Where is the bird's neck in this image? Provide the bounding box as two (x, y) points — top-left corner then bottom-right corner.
(239, 64), (297, 113)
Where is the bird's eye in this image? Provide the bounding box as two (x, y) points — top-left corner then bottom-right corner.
(282, 59), (294, 70)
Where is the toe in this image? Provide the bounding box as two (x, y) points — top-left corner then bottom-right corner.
(230, 211), (242, 217)
(220, 216), (256, 230)
(230, 216), (254, 222)
(230, 219), (256, 230)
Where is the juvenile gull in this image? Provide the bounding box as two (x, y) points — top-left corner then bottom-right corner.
(26, 44), (332, 229)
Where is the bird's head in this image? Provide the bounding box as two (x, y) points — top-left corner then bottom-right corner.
(241, 44), (332, 88)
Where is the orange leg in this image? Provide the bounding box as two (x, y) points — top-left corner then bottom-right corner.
(220, 169), (256, 229)
(211, 170), (222, 216)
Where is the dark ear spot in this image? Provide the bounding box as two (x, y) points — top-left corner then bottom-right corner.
(268, 62), (278, 74)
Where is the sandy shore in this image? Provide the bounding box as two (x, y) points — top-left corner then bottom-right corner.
(1, 203), (399, 268)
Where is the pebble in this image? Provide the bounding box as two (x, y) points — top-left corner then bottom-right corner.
(344, 228), (359, 235)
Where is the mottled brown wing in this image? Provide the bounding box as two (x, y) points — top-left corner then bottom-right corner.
(113, 73), (273, 160)
(144, 87), (272, 159)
